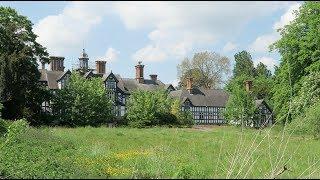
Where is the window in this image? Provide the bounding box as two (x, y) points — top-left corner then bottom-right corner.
(106, 80), (116, 90)
(41, 101), (51, 113)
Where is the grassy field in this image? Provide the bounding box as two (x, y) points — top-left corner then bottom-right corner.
(1, 125), (320, 179)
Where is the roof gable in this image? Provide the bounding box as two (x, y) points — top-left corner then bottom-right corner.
(57, 69), (71, 81)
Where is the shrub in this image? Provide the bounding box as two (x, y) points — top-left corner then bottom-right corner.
(224, 77), (256, 127)
(126, 89), (173, 128)
(52, 72), (113, 127)
(126, 90), (193, 128)
(4, 118), (29, 144)
(288, 101), (320, 138)
(171, 99), (194, 127)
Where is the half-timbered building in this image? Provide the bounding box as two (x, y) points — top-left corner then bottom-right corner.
(169, 77), (229, 124)
(39, 49), (273, 126)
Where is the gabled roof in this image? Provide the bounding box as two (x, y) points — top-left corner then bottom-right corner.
(57, 69), (71, 81)
(169, 87), (229, 107)
(39, 69), (64, 89)
(255, 99), (273, 112)
(164, 84), (176, 91)
(103, 71), (168, 94)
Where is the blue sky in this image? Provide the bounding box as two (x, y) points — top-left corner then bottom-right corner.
(0, 1), (302, 86)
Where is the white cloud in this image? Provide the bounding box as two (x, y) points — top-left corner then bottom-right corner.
(249, 2), (301, 54)
(33, 2), (110, 56)
(273, 3), (301, 30)
(112, 1), (291, 62)
(223, 42), (238, 53)
(132, 45), (167, 62)
(103, 48), (120, 62)
(254, 56), (278, 71)
(34, 1), (294, 64)
(249, 33), (280, 53)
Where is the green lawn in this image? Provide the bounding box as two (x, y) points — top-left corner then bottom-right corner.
(1, 125), (320, 179)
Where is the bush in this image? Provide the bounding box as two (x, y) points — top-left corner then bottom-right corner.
(52, 72), (113, 127)
(171, 99), (194, 127)
(288, 101), (320, 138)
(4, 118), (29, 144)
(126, 90), (193, 128)
(126, 90), (173, 128)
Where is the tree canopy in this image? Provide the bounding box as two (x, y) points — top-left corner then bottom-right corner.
(224, 50), (274, 127)
(0, 7), (49, 120)
(233, 51), (255, 78)
(270, 2), (320, 124)
(177, 51), (231, 89)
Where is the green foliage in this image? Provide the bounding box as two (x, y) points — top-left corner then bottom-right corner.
(288, 101), (320, 139)
(177, 51), (231, 89)
(224, 77), (256, 126)
(52, 72), (113, 127)
(4, 118), (29, 144)
(126, 89), (193, 128)
(0, 7), (49, 121)
(233, 51), (255, 78)
(0, 119), (7, 137)
(252, 75), (274, 101)
(255, 62), (272, 78)
(291, 71), (320, 118)
(0, 128), (88, 178)
(270, 2), (320, 123)
(171, 99), (194, 127)
(0, 126), (317, 178)
(126, 89), (173, 127)
(225, 50), (274, 127)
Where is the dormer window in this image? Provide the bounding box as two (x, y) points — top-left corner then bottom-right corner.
(106, 77), (116, 90)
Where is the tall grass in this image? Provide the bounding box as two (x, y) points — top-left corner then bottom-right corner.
(0, 125), (319, 178)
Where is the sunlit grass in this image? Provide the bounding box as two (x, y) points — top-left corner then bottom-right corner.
(1, 125), (319, 178)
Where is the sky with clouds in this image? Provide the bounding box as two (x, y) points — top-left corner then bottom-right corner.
(1, 1), (302, 86)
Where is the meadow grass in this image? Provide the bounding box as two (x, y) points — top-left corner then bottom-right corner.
(1, 125), (320, 178)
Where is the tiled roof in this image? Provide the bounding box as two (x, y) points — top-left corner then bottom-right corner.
(39, 69), (64, 89)
(103, 71), (169, 94)
(169, 87), (229, 107)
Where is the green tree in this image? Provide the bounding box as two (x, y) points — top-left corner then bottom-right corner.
(255, 62), (272, 78)
(170, 98), (194, 127)
(233, 51), (255, 78)
(224, 77), (256, 127)
(0, 7), (49, 120)
(270, 2), (320, 123)
(177, 51), (231, 89)
(126, 89), (193, 128)
(126, 89), (173, 127)
(52, 72), (113, 127)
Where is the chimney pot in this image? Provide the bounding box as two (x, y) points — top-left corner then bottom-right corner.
(245, 80), (253, 92)
(186, 77), (193, 94)
(96, 60), (106, 74)
(49, 56), (65, 71)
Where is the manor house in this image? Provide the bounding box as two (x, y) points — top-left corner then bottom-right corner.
(39, 49), (273, 127)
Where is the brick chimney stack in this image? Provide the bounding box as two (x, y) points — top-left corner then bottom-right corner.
(245, 80), (253, 92)
(150, 74), (158, 82)
(135, 61), (144, 83)
(49, 56), (65, 71)
(95, 60), (106, 74)
(186, 77), (193, 94)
